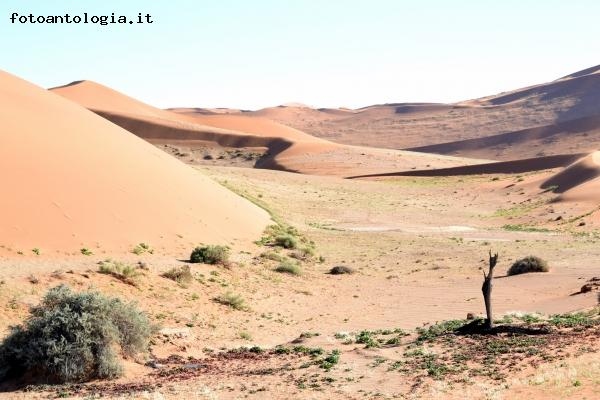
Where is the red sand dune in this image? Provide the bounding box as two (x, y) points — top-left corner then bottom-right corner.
(52, 81), (483, 177)
(0, 70), (270, 255)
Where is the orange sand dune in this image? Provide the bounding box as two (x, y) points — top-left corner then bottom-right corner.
(542, 151), (600, 202)
(52, 82), (483, 177)
(0, 70), (270, 255)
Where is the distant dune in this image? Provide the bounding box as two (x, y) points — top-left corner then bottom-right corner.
(52, 82), (483, 177)
(408, 115), (600, 160)
(236, 65), (600, 159)
(0, 70), (270, 254)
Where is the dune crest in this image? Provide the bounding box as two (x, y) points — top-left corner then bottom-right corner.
(0, 70), (270, 254)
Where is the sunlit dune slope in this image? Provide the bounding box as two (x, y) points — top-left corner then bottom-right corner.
(0, 71), (270, 254)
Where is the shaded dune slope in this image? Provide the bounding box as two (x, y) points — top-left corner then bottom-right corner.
(542, 152), (600, 202)
(408, 115), (600, 160)
(347, 154), (584, 179)
(0, 71), (270, 254)
(52, 81), (482, 177)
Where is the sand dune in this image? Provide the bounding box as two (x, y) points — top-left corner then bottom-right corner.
(52, 81), (483, 177)
(408, 115), (600, 160)
(542, 151), (600, 201)
(0, 70), (270, 254)
(241, 66), (600, 156)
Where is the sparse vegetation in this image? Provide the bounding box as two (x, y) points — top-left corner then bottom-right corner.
(502, 224), (550, 233)
(290, 245), (315, 260)
(190, 245), (230, 265)
(356, 330), (379, 348)
(80, 248), (93, 256)
(0, 285), (152, 383)
(329, 266), (354, 275)
(132, 243), (153, 255)
(98, 259), (141, 286)
(275, 234), (298, 249)
(162, 265), (193, 286)
(508, 256), (549, 276)
(275, 259), (302, 275)
(260, 250), (285, 262)
(215, 291), (247, 310)
(318, 349), (341, 371)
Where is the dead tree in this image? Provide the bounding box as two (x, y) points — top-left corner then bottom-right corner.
(482, 250), (498, 330)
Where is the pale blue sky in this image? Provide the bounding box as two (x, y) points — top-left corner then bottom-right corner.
(1, 0), (599, 109)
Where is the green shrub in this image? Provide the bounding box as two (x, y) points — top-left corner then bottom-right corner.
(190, 245), (230, 264)
(356, 331), (379, 348)
(507, 256), (549, 276)
(162, 265), (193, 286)
(275, 260), (301, 275)
(0, 285), (152, 383)
(274, 234), (297, 249)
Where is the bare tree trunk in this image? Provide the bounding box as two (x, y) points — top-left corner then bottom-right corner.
(482, 251), (498, 330)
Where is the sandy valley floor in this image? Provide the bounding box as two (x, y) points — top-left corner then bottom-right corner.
(1, 166), (598, 399)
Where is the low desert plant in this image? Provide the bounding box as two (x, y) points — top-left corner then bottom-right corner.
(190, 245), (230, 264)
(80, 248), (93, 256)
(132, 243), (153, 255)
(162, 265), (193, 286)
(0, 285), (152, 383)
(330, 266), (354, 275)
(274, 234), (298, 249)
(260, 251), (286, 262)
(507, 256), (549, 276)
(275, 260), (301, 275)
(215, 291), (246, 310)
(290, 246), (315, 261)
(98, 259), (141, 286)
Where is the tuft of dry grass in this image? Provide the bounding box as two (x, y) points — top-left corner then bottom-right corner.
(98, 259), (141, 287)
(162, 265), (193, 287)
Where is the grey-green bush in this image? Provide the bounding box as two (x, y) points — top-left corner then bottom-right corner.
(507, 256), (549, 276)
(0, 285), (152, 383)
(190, 245), (230, 264)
